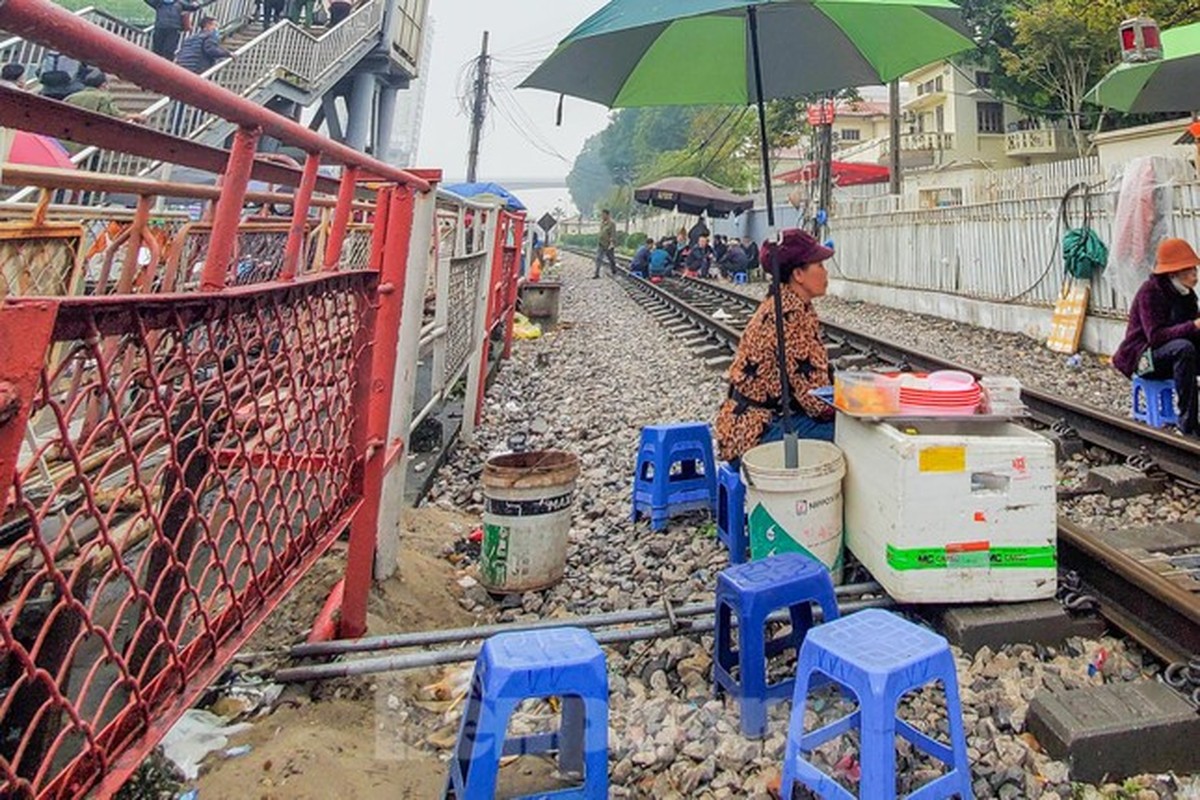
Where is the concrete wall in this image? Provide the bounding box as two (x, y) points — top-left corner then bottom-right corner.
(828, 278), (1128, 355)
(1094, 117), (1193, 174)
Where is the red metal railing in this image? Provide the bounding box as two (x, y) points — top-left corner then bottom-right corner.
(471, 210), (526, 426)
(0, 0), (444, 795)
(0, 275), (375, 797)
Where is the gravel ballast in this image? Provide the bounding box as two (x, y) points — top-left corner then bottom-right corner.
(409, 255), (1200, 799)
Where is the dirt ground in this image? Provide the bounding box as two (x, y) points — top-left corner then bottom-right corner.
(195, 506), (499, 799)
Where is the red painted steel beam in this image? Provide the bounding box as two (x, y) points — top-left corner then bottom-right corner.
(0, 0), (429, 191)
(280, 154), (321, 281)
(0, 301), (57, 515)
(0, 86), (346, 196)
(323, 167), (359, 270)
(502, 215), (526, 359)
(340, 185), (415, 638)
(116, 195), (153, 293)
(202, 126), (260, 290)
(0, 163), (370, 209)
(307, 579), (345, 644)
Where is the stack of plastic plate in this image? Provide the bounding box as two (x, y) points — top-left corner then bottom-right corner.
(898, 371), (981, 416)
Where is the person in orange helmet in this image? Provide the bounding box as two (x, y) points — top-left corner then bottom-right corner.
(1112, 238), (1200, 437)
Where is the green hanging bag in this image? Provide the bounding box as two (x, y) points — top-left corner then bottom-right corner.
(1060, 183), (1108, 281)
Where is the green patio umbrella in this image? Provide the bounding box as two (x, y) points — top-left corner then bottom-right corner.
(521, 0), (975, 465)
(1085, 22), (1200, 113)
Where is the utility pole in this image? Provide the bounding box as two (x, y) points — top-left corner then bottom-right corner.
(466, 30), (490, 183)
(889, 78), (902, 195)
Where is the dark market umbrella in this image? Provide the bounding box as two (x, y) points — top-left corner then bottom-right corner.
(520, 0), (974, 466)
(1085, 21), (1200, 113)
(634, 176), (753, 217)
(443, 181), (527, 211)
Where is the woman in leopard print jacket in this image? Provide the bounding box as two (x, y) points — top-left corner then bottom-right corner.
(715, 229), (836, 464)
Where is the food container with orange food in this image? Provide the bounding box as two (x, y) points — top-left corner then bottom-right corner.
(833, 371), (902, 414)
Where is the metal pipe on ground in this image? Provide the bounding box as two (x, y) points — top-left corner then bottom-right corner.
(271, 596), (896, 682)
(240, 581), (885, 662)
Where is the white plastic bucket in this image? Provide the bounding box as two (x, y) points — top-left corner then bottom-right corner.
(480, 450), (580, 593)
(741, 440), (846, 584)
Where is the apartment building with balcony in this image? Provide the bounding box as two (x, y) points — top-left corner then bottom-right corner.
(887, 61), (1079, 173)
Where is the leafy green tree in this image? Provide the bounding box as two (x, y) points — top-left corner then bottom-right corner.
(598, 109), (643, 178)
(569, 97), (812, 212)
(1001, 0), (1110, 154)
(566, 133), (614, 218)
(960, 0), (1200, 140)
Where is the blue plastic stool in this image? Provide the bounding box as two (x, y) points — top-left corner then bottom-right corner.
(781, 609), (973, 800)
(631, 422), (717, 531)
(733, 272), (748, 284)
(713, 553), (839, 738)
(716, 462), (749, 564)
(1131, 376), (1178, 428)
(443, 627), (609, 799)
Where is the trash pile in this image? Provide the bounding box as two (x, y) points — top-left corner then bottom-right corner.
(512, 312), (543, 340)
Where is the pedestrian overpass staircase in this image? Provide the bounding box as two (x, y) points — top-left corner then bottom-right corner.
(0, 0), (388, 199)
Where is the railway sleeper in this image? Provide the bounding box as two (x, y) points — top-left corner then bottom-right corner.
(1086, 464), (1166, 499)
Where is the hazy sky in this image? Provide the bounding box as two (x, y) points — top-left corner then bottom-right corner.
(415, 1), (612, 185)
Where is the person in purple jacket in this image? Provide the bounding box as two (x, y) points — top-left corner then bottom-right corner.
(1111, 237), (1200, 437)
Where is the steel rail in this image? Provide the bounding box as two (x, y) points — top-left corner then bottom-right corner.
(622, 274), (744, 349)
(0, 0), (431, 191)
(1056, 516), (1200, 666)
(589, 250), (1200, 486)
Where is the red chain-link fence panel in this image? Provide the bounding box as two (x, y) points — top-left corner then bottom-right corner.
(0, 271), (376, 798)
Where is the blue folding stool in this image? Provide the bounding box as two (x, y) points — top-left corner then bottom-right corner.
(781, 609), (973, 800)
(1131, 376), (1178, 429)
(715, 462), (749, 564)
(631, 422), (717, 530)
(443, 627), (609, 799)
(713, 553), (839, 738)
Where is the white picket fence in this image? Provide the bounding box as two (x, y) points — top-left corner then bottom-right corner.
(828, 156), (1200, 315)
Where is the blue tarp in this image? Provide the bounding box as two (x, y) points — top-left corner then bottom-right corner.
(443, 181), (526, 211)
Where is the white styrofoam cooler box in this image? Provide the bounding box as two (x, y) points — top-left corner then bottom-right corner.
(836, 413), (1057, 603)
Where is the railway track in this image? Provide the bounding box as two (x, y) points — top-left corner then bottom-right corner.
(564, 248), (1200, 672)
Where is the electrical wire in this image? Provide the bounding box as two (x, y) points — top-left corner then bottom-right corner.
(998, 179), (1104, 304)
(944, 61), (1087, 122)
(642, 106), (742, 182)
(695, 107), (751, 179)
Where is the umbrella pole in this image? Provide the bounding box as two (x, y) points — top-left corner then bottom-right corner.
(748, 5), (798, 469)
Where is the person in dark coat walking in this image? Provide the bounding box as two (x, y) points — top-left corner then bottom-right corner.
(1111, 238), (1200, 437)
(594, 209), (617, 279)
(145, 0), (214, 60)
(175, 17), (233, 73)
